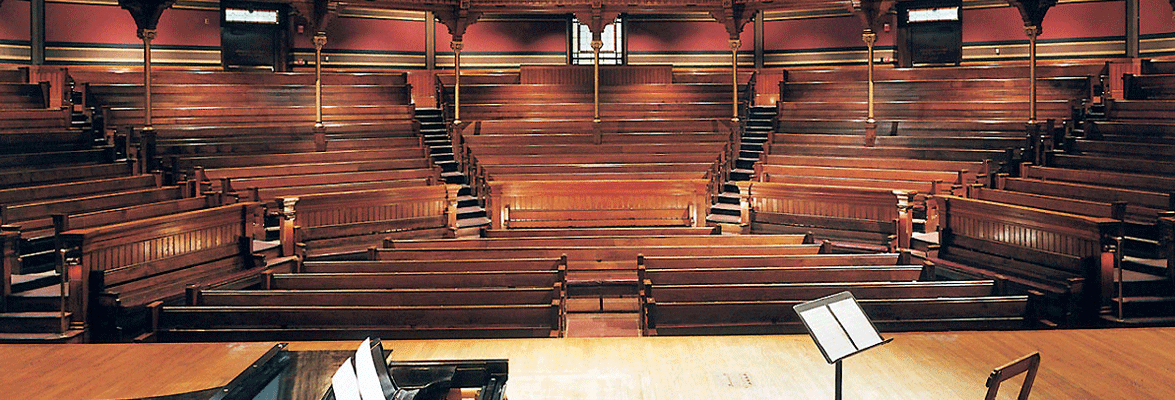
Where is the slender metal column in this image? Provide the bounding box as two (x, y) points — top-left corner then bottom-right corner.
(730, 39), (741, 123)
(592, 39), (602, 123)
(452, 41), (463, 125)
(1026, 25), (1040, 124)
(139, 29), (157, 132)
(863, 30), (878, 145)
(313, 33), (327, 130)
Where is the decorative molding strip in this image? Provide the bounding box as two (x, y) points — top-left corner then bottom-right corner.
(0, 41), (32, 65)
(629, 51), (753, 68)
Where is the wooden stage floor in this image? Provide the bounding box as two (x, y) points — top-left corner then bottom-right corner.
(2, 328), (1172, 399)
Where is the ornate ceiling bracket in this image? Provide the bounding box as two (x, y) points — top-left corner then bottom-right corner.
(289, 0), (340, 35)
(1169, 0), (1175, 22)
(1007, 0), (1057, 32)
(118, 0), (177, 38)
(709, 1), (755, 41)
(573, 3), (621, 41)
(847, 0), (895, 33)
(435, 3), (484, 42)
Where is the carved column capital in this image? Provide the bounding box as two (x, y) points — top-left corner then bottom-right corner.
(1024, 25), (1042, 38)
(312, 33), (328, 49)
(591, 40), (603, 51)
(137, 28), (157, 42)
(729, 39), (741, 51)
(862, 30), (877, 46)
(451, 41), (464, 52)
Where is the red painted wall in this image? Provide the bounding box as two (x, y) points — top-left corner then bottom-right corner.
(0, 0), (31, 41)
(964, 2), (1124, 43)
(155, 9), (221, 47)
(764, 16), (895, 51)
(46, 3), (140, 44)
(1142, 0), (1175, 35)
(294, 17), (425, 52)
(436, 19), (566, 53)
(628, 20), (753, 52)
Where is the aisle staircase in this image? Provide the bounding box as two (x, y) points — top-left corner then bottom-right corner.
(707, 105), (776, 228)
(416, 108), (490, 236)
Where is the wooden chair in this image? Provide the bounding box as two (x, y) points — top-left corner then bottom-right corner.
(984, 351), (1041, 400)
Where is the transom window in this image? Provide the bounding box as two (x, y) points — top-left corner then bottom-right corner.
(570, 16), (624, 65)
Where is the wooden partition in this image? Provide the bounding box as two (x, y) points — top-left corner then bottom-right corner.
(933, 195), (1122, 324)
(55, 202), (263, 338)
(487, 179), (710, 230)
(277, 185), (460, 258)
(519, 65), (674, 85)
(736, 181), (915, 250)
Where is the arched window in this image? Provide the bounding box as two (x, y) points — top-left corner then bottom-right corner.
(570, 16), (624, 65)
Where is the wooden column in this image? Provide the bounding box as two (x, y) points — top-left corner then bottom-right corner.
(730, 39), (741, 123)
(452, 40), (463, 126)
(1126, 0), (1139, 58)
(863, 29), (878, 146)
(425, 11), (436, 70)
(1026, 25), (1039, 124)
(139, 28), (156, 132)
(30, 0), (45, 65)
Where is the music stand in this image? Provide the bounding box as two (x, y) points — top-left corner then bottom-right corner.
(793, 291), (892, 400)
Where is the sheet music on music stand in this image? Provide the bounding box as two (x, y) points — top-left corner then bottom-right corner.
(793, 291), (891, 364)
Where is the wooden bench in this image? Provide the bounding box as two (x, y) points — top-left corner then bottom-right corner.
(758, 154), (993, 185)
(267, 270), (563, 291)
(967, 186), (1126, 221)
(637, 253), (921, 285)
(1, 184), (185, 241)
(487, 179), (712, 229)
(0, 163), (132, 190)
(644, 295), (1029, 335)
(0, 108), (72, 133)
(152, 302), (562, 341)
(385, 233), (808, 250)
(996, 175), (1172, 224)
(1022, 164), (1175, 197)
(481, 226), (719, 238)
(190, 286), (561, 307)
(1123, 73), (1175, 100)
(931, 195), (1121, 324)
(763, 139), (1013, 164)
(56, 201), (263, 341)
(276, 185), (460, 259)
(0, 82), (50, 109)
(733, 181), (915, 250)
(301, 257), (568, 274)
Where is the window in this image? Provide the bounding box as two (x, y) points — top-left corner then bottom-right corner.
(570, 16), (624, 65)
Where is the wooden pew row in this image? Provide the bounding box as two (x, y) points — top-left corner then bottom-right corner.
(268, 270), (563, 290)
(385, 233), (808, 250)
(0, 162), (132, 190)
(441, 83), (740, 103)
(758, 154), (994, 183)
(0, 147), (115, 170)
(100, 104), (416, 132)
(995, 175), (1172, 224)
(0, 108), (72, 133)
(644, 295), (1030, 335)
(1081, 121), (1175, 144)
(84, 83), (411, 107)
(1123, 73), (1175, 100)
(1021, 164), (1175, 197)
(780, 77), (1092, 102)
(460, 118), (736, 136)
(451, 102), (733, 121)
(638, 253), (914, 282)
(0, 130), (97, 155)
(459, 132), (726, 147)
(1, 185), (186, 241)
(773, 133), (1028, 150)
(755, 163), (960, 196)
(469, 142), (728, 157)
(72, 70), (411, 85)
(775, 117), (1039, 137)
(301, 257), (568, 274)
(191, 286), (561, 307)
(1046, 153), (1175, 178)
(647, 280), (999, 303)
(733, 182), (916, 250)
(481, 226), (719, 238)
(170, 145), (428, 173)
(0, 82), (50, 109)
(56, 202), (263, 341)
(156, 136), (422, 157)
(486, 179), (712, 230)
(152, 302), (562, 341)
(198, 161), (437, 193)
(1064, 138), (1175, 161)
(777, 99), (1076, 120)
(276, 185), (460, 259)
(763, 140), (1013, 163)
(967, 186), (1126, 221)
(220, 168), (441, 200)
(931, 195), (1120, 325)
(369, 244), (824, 265)
(781, 63), (1105, 83)
(0, 174), (160, 212)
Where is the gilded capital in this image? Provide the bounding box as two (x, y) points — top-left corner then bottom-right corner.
(729, 39), (741, 51)
(591, 40), (603, 51)
(312, 33), (328, 49)
(451, 41), (464, 52)
(1024, 25), (1041, 38)
(862, 30), (877, 46)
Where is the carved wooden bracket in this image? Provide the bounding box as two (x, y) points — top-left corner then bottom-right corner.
(573, 4), (621, 41)
(290, 0), (340, 35)
(710, 1), (755, 40)
(435, 4), (483, 42)
(118, 0), (177, 37)
(1007, 0), (1058, 32)
(848, 0), (895, 33)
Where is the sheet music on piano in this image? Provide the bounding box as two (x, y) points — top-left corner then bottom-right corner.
(330, 358), (362, 400)
(793, 291), (889, 364)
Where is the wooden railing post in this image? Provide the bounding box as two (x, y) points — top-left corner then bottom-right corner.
(1, 226), (19, 311)
(278, 197), (298, 257)
(56, 233), (87, 332)
(489, 187), (503, 230)
(893, 190), (914, 251)
(737, 181), (752, 228)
